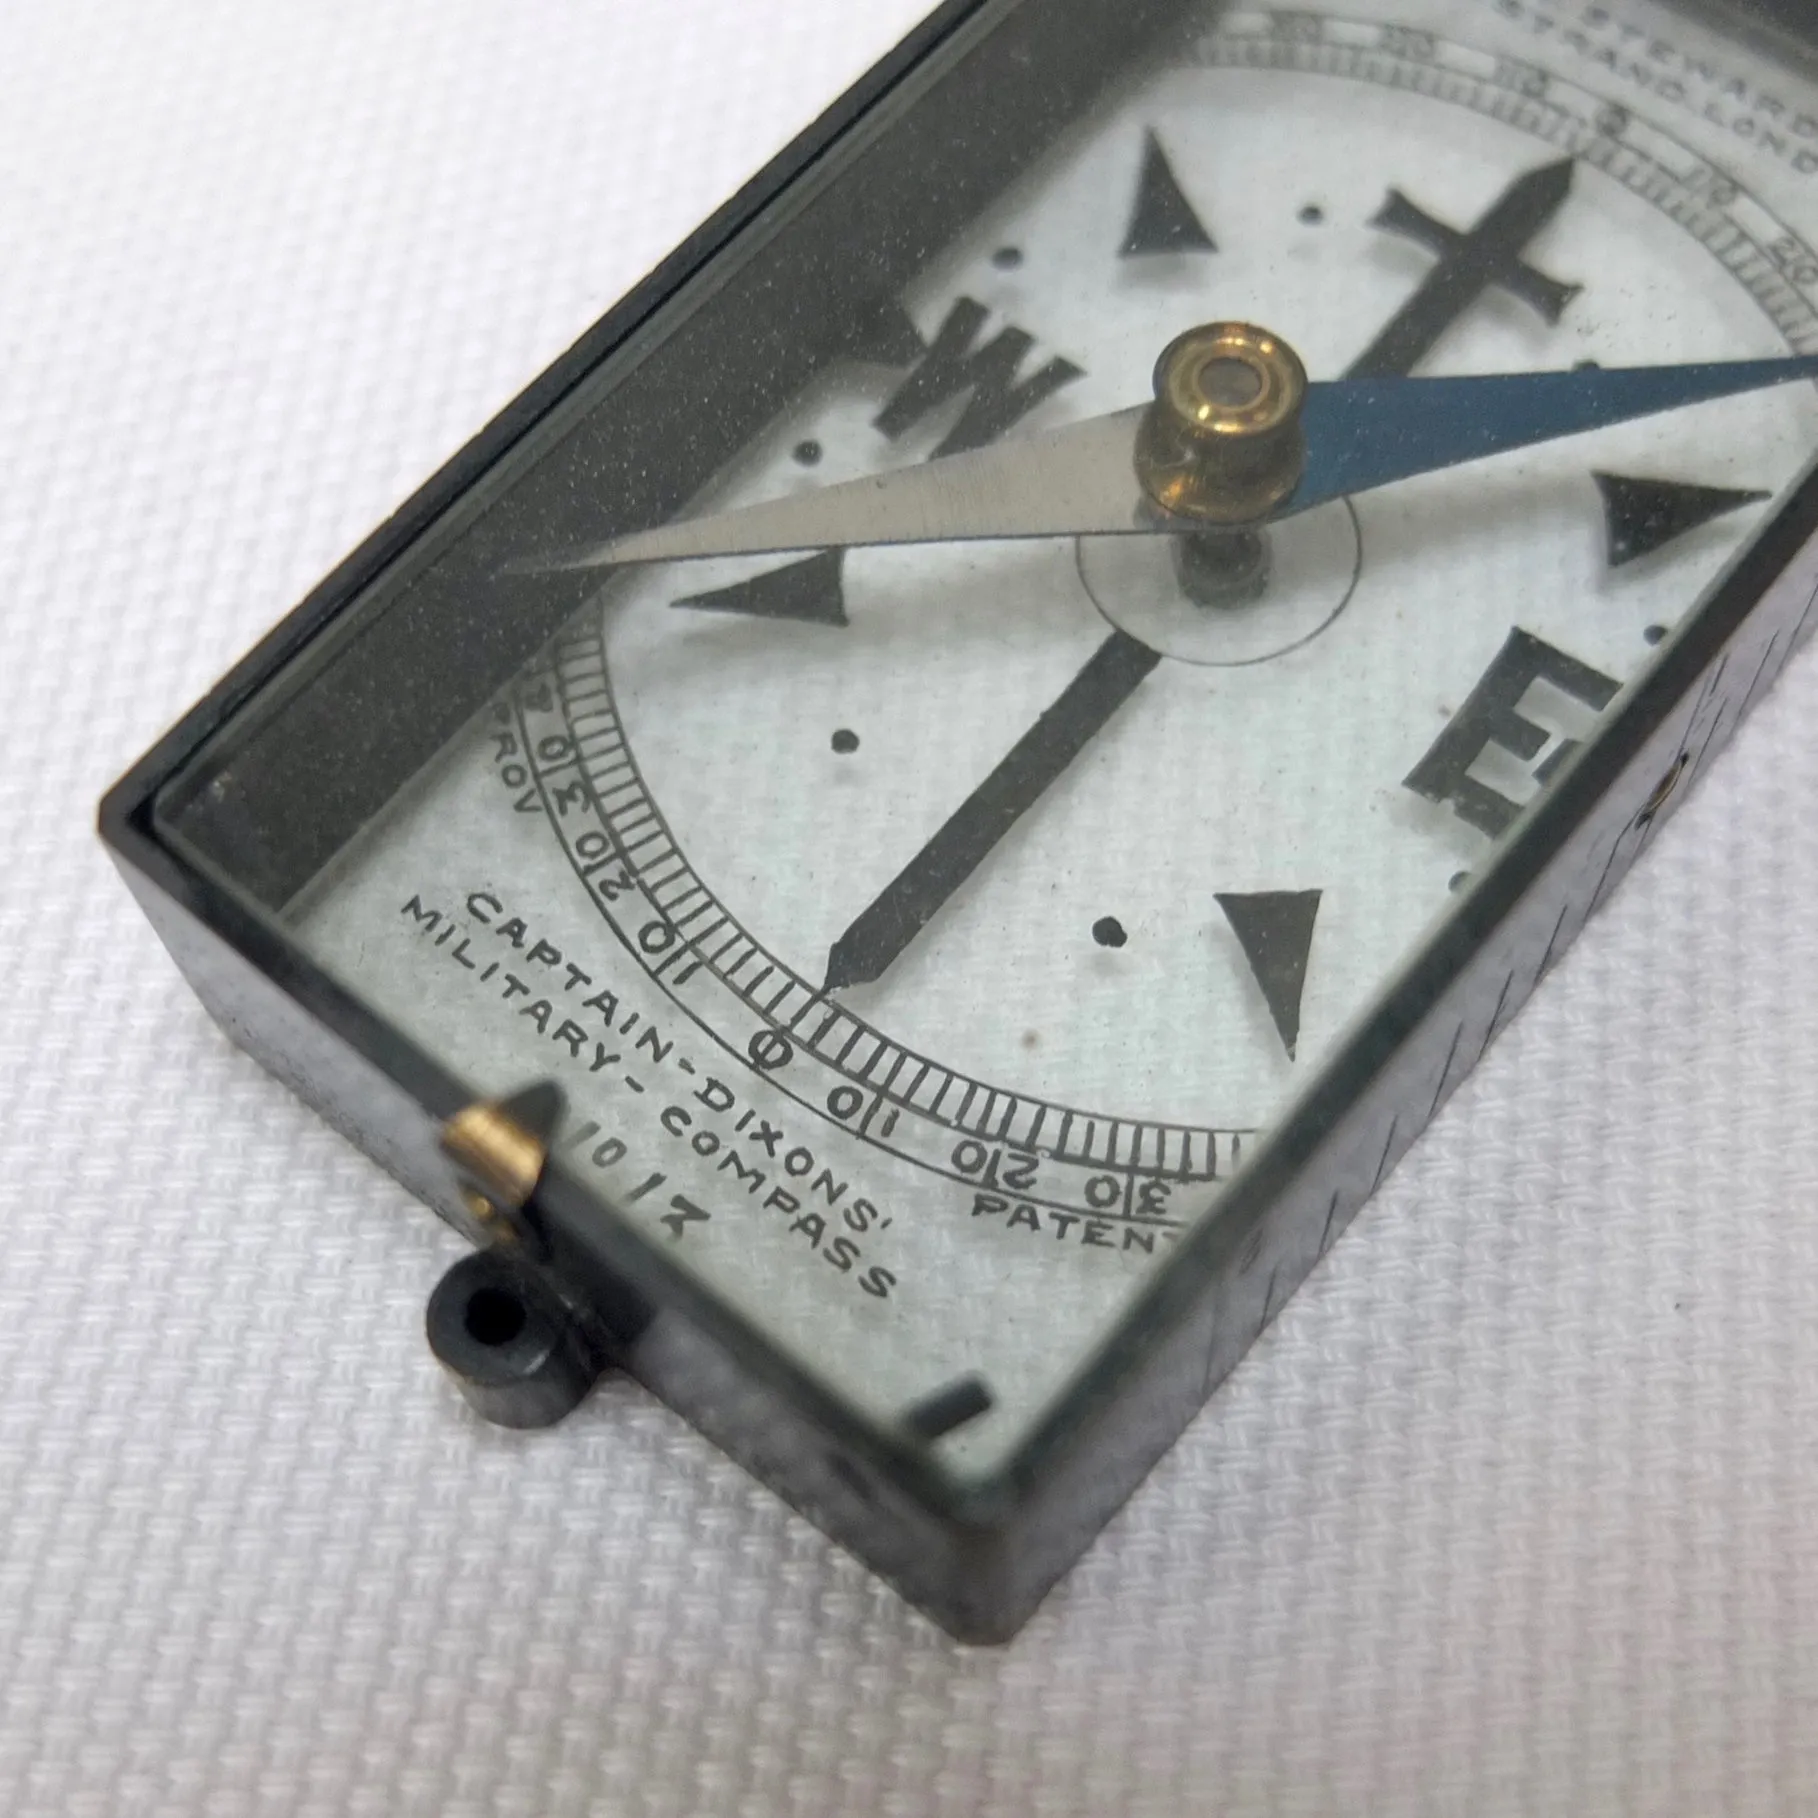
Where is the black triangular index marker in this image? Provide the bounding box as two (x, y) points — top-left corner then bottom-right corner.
(1592, 471), (1768, 568)
(1120, 129), (1216, 257)
(1216, 889), (1322, 1060)
(673, 548), (848, 627)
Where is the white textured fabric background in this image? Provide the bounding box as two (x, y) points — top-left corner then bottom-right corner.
(4, 2), (1818, 1812)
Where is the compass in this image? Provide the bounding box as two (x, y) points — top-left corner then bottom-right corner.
(102, 0), (1818, 1640)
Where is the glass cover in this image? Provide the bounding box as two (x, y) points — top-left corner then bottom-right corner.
(161, 0), (1818, 1472)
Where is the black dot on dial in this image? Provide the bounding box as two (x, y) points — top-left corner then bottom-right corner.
(830, 728), (859, 754)
(1298, 203), (1324, 225)
(1575, 358), (1602, 371)
(1448, 871), (1470, 893)
(991, 245), (1023, 269)
(1644, 623), (1668, 645)
(1092, 916), (1128, 948)
(792, 439), (823, 467)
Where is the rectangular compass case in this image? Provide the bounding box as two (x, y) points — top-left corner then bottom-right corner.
(101, 0), (1818, 1639)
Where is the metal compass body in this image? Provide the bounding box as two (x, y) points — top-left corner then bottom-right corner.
(108, 0), (1818, 1634)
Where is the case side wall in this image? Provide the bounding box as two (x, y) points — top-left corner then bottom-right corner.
(980, 514), (1818, 1637)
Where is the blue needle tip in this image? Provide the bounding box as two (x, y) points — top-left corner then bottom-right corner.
(1288, 354), (1818, 516)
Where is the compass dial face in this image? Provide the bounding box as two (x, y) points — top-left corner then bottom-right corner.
(292, 0), (1818, 1465)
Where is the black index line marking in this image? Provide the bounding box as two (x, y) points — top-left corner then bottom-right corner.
(1319, 1191), (1343, 1256)
(823, 631), (1159, 992)
(902, 1375), (995, 1442)
(1368, 1116), (1402, 1194)
(1427, 1019), (1467, 1124)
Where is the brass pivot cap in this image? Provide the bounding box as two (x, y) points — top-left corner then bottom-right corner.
(1134, 322), (1309, 525)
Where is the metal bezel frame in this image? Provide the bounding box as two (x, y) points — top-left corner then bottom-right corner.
(100, 0), (1818, 1639)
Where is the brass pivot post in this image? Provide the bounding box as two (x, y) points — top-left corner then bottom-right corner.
(1134, 322), (1308, 524)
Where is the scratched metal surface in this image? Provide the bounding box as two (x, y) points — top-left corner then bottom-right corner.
(3, 1), (1818, 1811)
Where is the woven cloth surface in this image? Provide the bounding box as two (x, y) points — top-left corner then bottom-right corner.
(2, 2), (1817, 1813)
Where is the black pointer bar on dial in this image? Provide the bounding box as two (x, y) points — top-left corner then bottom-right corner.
(823, 630), (1159, 991)
(548, 354), (1818, 570)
